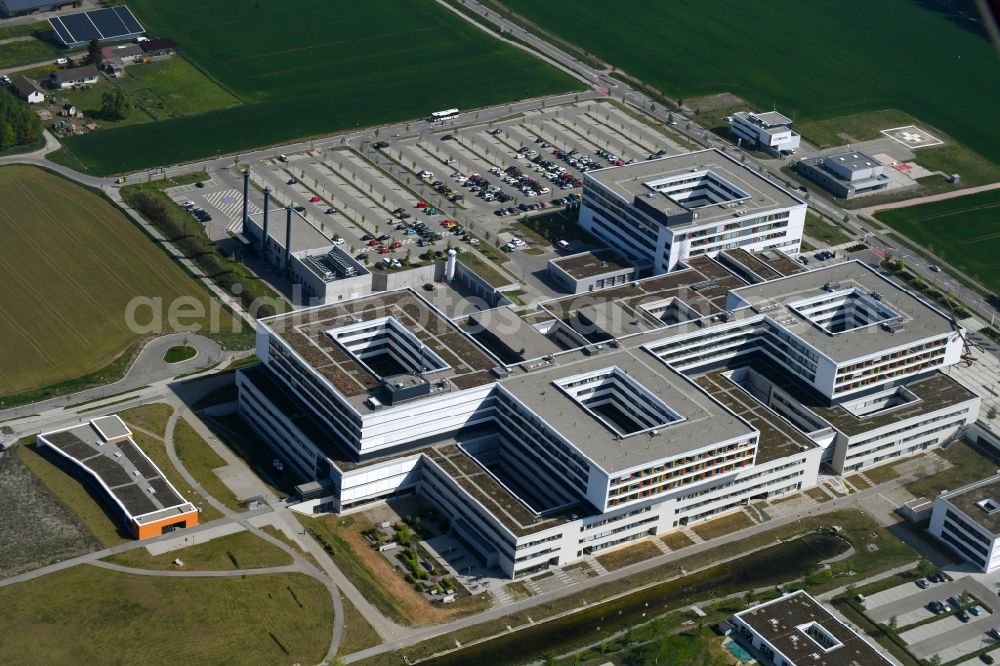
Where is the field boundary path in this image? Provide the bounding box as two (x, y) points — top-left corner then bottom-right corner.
(858, 182), (1000, 215)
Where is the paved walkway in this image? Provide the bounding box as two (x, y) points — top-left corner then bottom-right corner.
(0, 332), (223, 423)
(342, 479), (911, 663)
(161, 403), (346, 658)
(858, 182), (1000, 215)
(91, 560), (300, 577)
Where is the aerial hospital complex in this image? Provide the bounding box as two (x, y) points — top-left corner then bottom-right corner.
(235, 155), (980, 578)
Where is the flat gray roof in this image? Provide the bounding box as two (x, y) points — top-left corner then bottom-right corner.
(500, 348), (755, 474)
(38, 417), (196, 521)
(736, 591), (891, 666)
(262, 290), (498, 406)
(585, 148), (803, 229)
(735, 110), (794, 126)
(943, 475), (1000, 536)
(247, 206), (331, 253)
(730, 261), (955, 362)
(551, 249), (632, 280)
(465, 306), (563, 364)
(806, 150), (881, 173)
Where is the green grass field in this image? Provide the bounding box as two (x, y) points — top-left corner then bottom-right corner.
(0, 166), (237, 400)
(496, 0), (1000, 165)
(0, 566), (332, 665)
(55, 0), (580, 174)
(875, 189), (1000, 293)
(104, 530), (291, 571)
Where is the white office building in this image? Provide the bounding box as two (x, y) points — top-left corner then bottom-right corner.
(730, 111), (801, 156)
(930, 475), (1000, 573)
(579, 149), (806, 274)
(237, 256), (979, 578)
(732, 590), (892, 666)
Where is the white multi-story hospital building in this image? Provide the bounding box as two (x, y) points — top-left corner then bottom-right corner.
(579, 148), (806, 274)
(238, 254), (979, 578)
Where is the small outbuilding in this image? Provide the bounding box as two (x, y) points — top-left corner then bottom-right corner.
(11, 75), (45, 103)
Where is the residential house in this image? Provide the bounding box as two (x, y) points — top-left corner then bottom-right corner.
(50, 64), (99, 89)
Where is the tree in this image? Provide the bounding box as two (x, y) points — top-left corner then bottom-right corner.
(88, 39), (102, 66)
(0, 122), (15, 151)
(887, 615), (898, 633)
(101, 86), (130, 120)
(988, 405), (998, 420)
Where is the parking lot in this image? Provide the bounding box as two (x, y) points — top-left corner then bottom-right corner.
(166, 98), (706, 293)
(861, 574), (1000, 663)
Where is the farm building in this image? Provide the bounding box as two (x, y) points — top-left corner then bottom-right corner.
(0, 0), (79, 18)
(11, 76), (45, 103)
(37, 416), (200, 540)
(101, 43), (145, 65)
(140, 37), (178, 58)
(50, 64), (99, 89)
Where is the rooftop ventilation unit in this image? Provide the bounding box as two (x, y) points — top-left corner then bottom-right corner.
(690, 279), (717, 292)
(870, 291), (884, 301)
(822, 281), (841, 291)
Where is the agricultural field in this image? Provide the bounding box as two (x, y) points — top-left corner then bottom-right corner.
(875, 189), (1000, 293)
(55, 0), (581, 174)
(495, 0), (1000, 165)
(0, 166), (238, 402)
(0, 448), (98, 578)
(0, 566), (332, 666)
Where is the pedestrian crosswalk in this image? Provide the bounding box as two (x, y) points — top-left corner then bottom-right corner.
(202, 189), (261, 232)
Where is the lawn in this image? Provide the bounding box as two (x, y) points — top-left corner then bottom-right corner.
(0, 37), (62, 69)
(163, 344), (197, 363)
(661, 531), (695, 551)
(339, 596), (383, 656)
(297, 512), (491, 627)
(0, 447), (98, 578)
(690, 510), (756, 541)
(804, 212), (854, 247)
(17, 442), (129, 548)
(0, 566), (332, 666)
(118, 402), (174, 437)
(495, 0), (1000, 166)
(0, 166), (237, 402)
(55, 0), (581, 174)
(875, 189), (1000, 294)
(103, 530), (290, 571)
(905, 441), (997, 499)
(174, 416), (244, 512)
(131, 430), (224, 522)
(595, 539), (662, 571)
(115, 56), (240, 118)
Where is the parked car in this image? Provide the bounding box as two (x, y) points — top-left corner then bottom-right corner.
(195, 181), (205, 188)
(287, 178), (297, 185)
(916, 579), (929, 589)
(930, 265), (941, 272)
(980, 654), (994, 665)
(958, 611), (971, 623)
(325, 207), (338, 214)
(310, 196), (321, 203)
(971, 606), (984, 616)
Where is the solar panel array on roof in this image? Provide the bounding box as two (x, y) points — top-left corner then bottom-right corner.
(49, 6), (145, 47)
